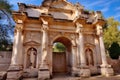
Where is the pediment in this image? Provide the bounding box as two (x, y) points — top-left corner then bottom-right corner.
(51, 0), (75, 10)
(24, 41), (40, 46)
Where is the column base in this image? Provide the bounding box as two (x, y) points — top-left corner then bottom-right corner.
(71, 67), (80, 77)
(38, 64), (50, 80)
(101, 64), (114, 77)
(80, 68), (90, 78)
(72, 66), (91, 77)
(7, 65), (23, 80)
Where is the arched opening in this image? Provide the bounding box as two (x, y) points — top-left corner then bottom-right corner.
(26, 47), (37, 68)
(85, 48), (94, 66)
(53, 42), (66, 52)
(52, 37), (72, 75)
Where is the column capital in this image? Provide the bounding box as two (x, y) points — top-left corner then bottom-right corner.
(42, 24), (49, 31)
(76, 22), (83, 33)
(41, 18), (49, 31)
(15, 24), (23, 32)
(96, 24), (103, 36)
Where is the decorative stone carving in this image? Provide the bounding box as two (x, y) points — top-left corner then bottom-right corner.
(24, 31), (41, 44)
(8, 0), (110, 79)
(76, 22), (83, 33)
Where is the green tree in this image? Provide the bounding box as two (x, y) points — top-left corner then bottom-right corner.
(0, 0), (13, 51)
(103, 17), (120, 49)
(109, 42), (120, 59)
(53, 42), (66, 52)
(103, 17), (120, 59)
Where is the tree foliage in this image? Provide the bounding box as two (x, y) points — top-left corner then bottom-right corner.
(103, 17), (120, 59)
(0, 0), (13, 51)
(53, 42), (66, 52)
(0, 0), (13, 13)
(109, 42), (120, 59)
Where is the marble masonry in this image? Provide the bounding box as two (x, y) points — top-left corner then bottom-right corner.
(6, 0), (114, 79)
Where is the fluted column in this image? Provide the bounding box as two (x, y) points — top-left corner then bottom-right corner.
(10, 23), (23, 70)
(76, 23), (86, 67)
(7, 23), (23, 80)
(96, 24), (114, 76)
(38, 18), (50, 80)
(96, 24), (108, 66)
(76, 23), (90, 77)
(71, 46), (76, 68)
(40, 23), (48, 68)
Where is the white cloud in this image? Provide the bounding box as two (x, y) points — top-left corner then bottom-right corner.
(101, 7), (109, 13)
(115, 7), (120, 11)
(85, 1), (105, 8)
(113, 12), (120, 21)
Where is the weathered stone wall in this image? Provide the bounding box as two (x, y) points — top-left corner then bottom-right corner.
(107, 57), (120, 74)
(0, 51), (12, 71)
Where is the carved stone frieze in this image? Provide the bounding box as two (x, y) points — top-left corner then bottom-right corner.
(24, 31), (42, 44)
(84, 34), (94, 45)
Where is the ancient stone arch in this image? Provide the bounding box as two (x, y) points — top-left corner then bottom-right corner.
(7, 0), (114, 79)
(52, 36), (72, 74)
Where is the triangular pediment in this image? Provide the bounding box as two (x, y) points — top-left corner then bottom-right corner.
(24, 41), (40, 46)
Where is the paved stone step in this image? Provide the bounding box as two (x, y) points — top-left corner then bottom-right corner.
(22, 78), (37, 80)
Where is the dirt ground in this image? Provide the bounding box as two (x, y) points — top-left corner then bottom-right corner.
(52, 74), (120, 80)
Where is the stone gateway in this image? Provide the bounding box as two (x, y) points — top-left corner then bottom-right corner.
(7, 0), (114, 79)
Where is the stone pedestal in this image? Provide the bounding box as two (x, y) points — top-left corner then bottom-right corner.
(7, 65), (23, 80)
(79, 66), (90, 77)
(101, 65), (114, 76)
(38, 63), (50, 80)
(38, 70), (50, 80)
(80, 68), (90, 77)
(71, 67), (80, 77)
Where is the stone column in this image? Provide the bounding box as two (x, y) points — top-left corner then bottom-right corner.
(95, 37), (102, 66)
(38, 18), (50, 80)
(71, 45), (78, 76)
(79, 29), (86, 67)
(96, 24), (114, 76)
(40, 23), (49, 69)
(49, 45), (53, 77)
(7, 23), (23, 79)
(76, 22), (90, 77)
(71, 46), (76, 68)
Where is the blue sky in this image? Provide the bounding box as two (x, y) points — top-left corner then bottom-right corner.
(9, 0), (120, 21)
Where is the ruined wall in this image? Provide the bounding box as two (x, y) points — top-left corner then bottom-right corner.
(107, 57), (120, 74)
(0, 51), (12, 71)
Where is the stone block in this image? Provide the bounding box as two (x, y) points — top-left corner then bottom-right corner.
(38, 70), (50, 80)
(79, 69), (90, 78)
(7, 71), (23, 80)
(101, 67), (114, 77)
